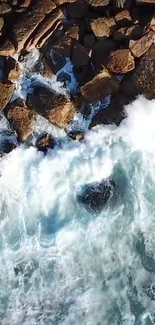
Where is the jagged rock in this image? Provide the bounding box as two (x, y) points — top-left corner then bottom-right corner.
(129, 31), (155, 58)
(65, 25), (79, 40)
(66, 0), (88, 18)
(27, 86), (76, 128)
(92, 39), (117, 69)
(0, 0), (56, 54)
(0, 3), (11, 14)
(86, 0), (110, 6)
(26, 9), (63, 50)
(83, 33), (95, 48)
(67, 130), (85, 141)
(36, 133), (56, 153)
(4, 99), (35, 142)
(107, 49), (135, 73)
(77, 179), (116, 213)
(113, 25), (142, 41)
(6, 57), (21, 82)
(72, 42), (90, 67)
(115, 10), (132, 27)
(0, 82), (14, 112)
(81, 68), (119, 102)
(91, 17), (116, 38)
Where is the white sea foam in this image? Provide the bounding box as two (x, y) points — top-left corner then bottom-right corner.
(0, 95), (155, 324)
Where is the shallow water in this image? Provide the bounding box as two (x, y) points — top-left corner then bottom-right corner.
(0, 93), (155, 324)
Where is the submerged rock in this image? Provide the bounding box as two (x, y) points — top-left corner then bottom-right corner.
(27, 86), (76, 128)
(36, 133), (56, 153)
(77, 179), (116, 213)
(0, 140), (17, 155)
(4, 98), (35, 142)
(67, 129), (85, 141)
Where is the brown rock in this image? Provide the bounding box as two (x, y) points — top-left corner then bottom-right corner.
(36, 133), (56, 153)
(0, 39), (15, 56)
(92, 39), (117, 69)
(0, 0), (56, 54)
(35, 57), (54, 78)
(115, 10), (132, 27)
(129, 32), (155, 58)
(91, 17), (116, 38)
(26, 9), (63, 50)
(19, 0), (31, 7)
(4, 99), (35, 142)
(6, 57), (21, 82)
(86, 0), (110, 6)
(136, 0), (155, 3)
(52, 35), (73, 58)
(72, 42), (90, 67)
(150, 16), (155, 32)
(67, 130), (85, 141)
(0, 82), (14, 112)
(0, 3), (11, 14)
(0, 17), (4, 31)
(43, 47), (66, 74)
(112, 0), (132, 9)
(74, 63), (95, 86)
(65, 25), (79, 40)
(113, 25), (142, 42)
(27, 86), (76, 128)
(66, 0), (88, 18)
(81, 68), (119, 102)
(107, 49), (135, 74)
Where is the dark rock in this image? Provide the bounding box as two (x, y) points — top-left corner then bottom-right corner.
(4, 98), (35, 142)
(115, 10), (132, 27)
(92, 39), (117, 69)
(44, 48), (66, 74)
(106, 49), (135, 74)
(74, 63), (95, 86)
(27, 86), (76, 128)
(67, 129), (85, 141)
(54, 0), (76, 4)
(72, 42), (90, 67)
(0, 140), (17, 155)
(52, 35), (73, 58)
(0, 17), (4, 31)
(83, 33), (95, 48)
(0, 81), (14, 112)
(36, 133), (56, 153)
(6, 57), (21, 82)
(91, 17), (116, 38)
(129, 31), (155, 58)
(77, 179), (116, 213)
(80, 68), (119, 102)
(66, 0), (88, 18)
(113, 25), (142, 42)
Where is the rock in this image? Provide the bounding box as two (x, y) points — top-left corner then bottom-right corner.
(67, 130), (85, 141)
(0, 39), (15, 56)
(6, 57), (21, 82)
(54, 0), (76, 3)
(0, 82), (14, 112)
(129, 31), (155, 58)
(4, 99), (35, 142)
(74, 63), (95, 86)
(136, 0), (155, 4)
(0, 3), (11, 14)
(72, 42), (90, 67)
(113, 25), (142, 42)
(66, 0), (88, 18)
(115, 10), (132, 27)
(52, 35), (73, 58)
(44, 48), (66, 74)
(81, 68), (119, 102)
(112, 0), (132, 9)
(0, 0), (56, 54)
(19, 0), (31, 7)
(27, 86), (76, 128)
(36, 133), (56, 153)
(65, 25), (79, 40)
(91, 17), (116, 38)
(150, 16), (155, 32)
(26, 9), (63, 50)
(107, 49), (135, 74)
(35, 57), (54, 78)
(0, 17), (4, 31)
(92, 39), (117, 69)
(77, 179), (116, 213)
(83, 33), (95, 48)
(86, 0), (110, 6)
(0, 140), (17, 155)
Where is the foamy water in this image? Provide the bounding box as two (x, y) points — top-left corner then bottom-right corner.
(0, 93), (155, 324)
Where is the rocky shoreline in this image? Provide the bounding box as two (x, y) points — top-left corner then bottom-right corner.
(0, 0), (155, 154)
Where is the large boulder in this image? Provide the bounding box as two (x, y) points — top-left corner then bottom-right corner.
(80, 68), (119, 102)
(77, 179), (116, 213)
(0, 81), (14, 112)
(106, 49), (135, 73)
(4, 98), (35, 142)
(27, 86), (76, 128)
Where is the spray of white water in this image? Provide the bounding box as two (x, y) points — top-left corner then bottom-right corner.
(0, 94), (155, 325)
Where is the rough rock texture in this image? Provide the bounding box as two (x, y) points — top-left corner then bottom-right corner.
(67, 130), (85, 141)
(52, 35), (73, 58)
(6, 57), (21, 82)
(65, 25), (79, 40)
(81, 69), (119, 101)
(36, 133), (56, 153)
(0, 39), (15, 56)
(129, 32), (155, 58)
(4, 99), (35, 142)
(77, 179), (116, 213)
(115, 10), (132, 27)
(107, 49), (135, 73)
(91, 17), (116, 38)
(0, 82), (14, 112)
(27, 86), (76, 128)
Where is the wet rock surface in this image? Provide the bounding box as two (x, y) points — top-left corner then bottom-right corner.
(36, 133), (56, 153)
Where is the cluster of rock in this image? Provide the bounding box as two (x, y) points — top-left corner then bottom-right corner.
(0, 0), (155, 153)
